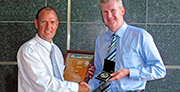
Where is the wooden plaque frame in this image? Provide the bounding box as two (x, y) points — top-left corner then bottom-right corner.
(63, 50), (94, 83)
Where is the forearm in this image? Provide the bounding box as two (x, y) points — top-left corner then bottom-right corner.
(129, 61), (166, 81)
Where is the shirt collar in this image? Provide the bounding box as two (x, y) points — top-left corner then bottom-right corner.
(108, 22), (128, 38)
(35, 34), (53, 52)
(115, 22), (127, 38)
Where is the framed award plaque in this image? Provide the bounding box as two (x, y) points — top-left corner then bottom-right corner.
(63, 50), (94, 83)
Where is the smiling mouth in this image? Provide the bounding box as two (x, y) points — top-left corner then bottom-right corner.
(108, 18), (114, 21)
(108, 17), (115, 23)
(107, 19), (115, 25)
(45, 30), (52, 33)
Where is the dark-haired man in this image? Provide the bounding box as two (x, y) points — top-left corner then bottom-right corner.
(17, 7), (91, 92)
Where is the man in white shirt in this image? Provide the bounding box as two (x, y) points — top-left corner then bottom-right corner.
(17, 7), (91, 92)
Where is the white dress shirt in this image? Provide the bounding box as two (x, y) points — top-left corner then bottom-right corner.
(17, 34), (78, 92)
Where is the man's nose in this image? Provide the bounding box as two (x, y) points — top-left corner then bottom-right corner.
(107, 12), (113, 18)
(46, 22), (51, 28)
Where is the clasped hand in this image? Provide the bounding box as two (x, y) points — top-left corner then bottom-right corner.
(86, 64), (96, 79)
(78, 82), (90, 92)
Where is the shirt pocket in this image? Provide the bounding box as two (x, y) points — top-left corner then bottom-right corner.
(122, 51), (142, 68)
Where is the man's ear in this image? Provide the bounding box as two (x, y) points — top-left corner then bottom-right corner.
(121, 7), (125, 15)
(34, 19), (38, 29)
(56, 20), (59, 27)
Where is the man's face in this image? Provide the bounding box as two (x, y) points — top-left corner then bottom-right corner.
(34, 8), (59, 43)
(100, 0), (125, 32)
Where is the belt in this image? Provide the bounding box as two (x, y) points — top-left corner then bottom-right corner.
(127, 89), (145, 92)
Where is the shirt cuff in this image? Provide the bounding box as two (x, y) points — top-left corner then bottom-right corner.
(129, 68), (139, 80)
(68, 82), (79, 92)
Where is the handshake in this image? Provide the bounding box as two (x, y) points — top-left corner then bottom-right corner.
(78, 82), (90, 92)
(78, 65), (95, 92)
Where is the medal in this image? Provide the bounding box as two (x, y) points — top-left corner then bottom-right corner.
(100, 72), (109, 78)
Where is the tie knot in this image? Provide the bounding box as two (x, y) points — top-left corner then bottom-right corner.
(112, 34), (118, 42)
(112, 34), (118, 37)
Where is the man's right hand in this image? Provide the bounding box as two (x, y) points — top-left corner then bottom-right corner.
(78, 82), (90, 92)
(109, 69), (130, 81)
